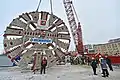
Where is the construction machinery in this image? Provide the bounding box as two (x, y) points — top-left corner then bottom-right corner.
(63, 0), (84, 55)
(3, 0), (84, 71)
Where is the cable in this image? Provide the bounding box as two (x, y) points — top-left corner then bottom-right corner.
(36, 0), (42, 12)
(0, 32), (4, 36)
(50, 0), (53, 15)
(49, 0), (58, 48)
(36, 0), (53, 13)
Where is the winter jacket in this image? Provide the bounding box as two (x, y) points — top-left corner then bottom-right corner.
(91, 60), (97, 68)
(105, 58), (111, 65)
(101, 59), (107, 69)
(41, 59), (47, 67)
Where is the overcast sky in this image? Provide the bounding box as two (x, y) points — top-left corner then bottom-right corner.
(0, 0), (119, 52)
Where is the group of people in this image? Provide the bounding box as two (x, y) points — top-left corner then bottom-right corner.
(91, 55), (113, 77)
(39, 55), (114, 77)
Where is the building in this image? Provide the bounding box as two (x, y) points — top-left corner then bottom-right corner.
(84, 44), (95, 54)
(108, 38), (120, 43)
(93, 39), (120, 56)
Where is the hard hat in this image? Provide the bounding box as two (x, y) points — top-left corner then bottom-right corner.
(92, 57), (95, 60)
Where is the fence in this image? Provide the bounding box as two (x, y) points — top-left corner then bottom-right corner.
(85, 53), (120, 65)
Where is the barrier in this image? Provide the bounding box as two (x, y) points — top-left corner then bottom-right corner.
(108, 56), (120, 64)
(85, 53), (120, 64)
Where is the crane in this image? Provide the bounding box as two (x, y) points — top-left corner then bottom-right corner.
(63, 0), (84, 55)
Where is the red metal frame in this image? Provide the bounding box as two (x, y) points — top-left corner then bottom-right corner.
(77, 22), (84, 54)
(63, 0), (84, 54)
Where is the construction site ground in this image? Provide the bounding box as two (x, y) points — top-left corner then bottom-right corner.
(0, 63), (120, 80)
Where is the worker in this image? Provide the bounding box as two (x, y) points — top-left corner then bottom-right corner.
(105, 55), (113, 71)
(40, 57), (47, 74)
(91, 57), (98, 75)
(100, 57), (109, 77)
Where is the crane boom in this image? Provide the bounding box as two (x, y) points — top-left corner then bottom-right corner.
(63, 0), (84, 54)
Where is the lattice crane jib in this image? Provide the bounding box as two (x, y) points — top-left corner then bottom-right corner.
(63, 0), (84, 54)
(63, 0), (77, 43)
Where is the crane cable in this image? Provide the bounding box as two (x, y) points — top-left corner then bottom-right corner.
(49, 0), (59, 50)
(36, 0), (42, 12)
(0, 32), (4, 36)
(36, 0), (53, 14)
(50, 0), (53, 15)
(35, 0), (58, 50)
